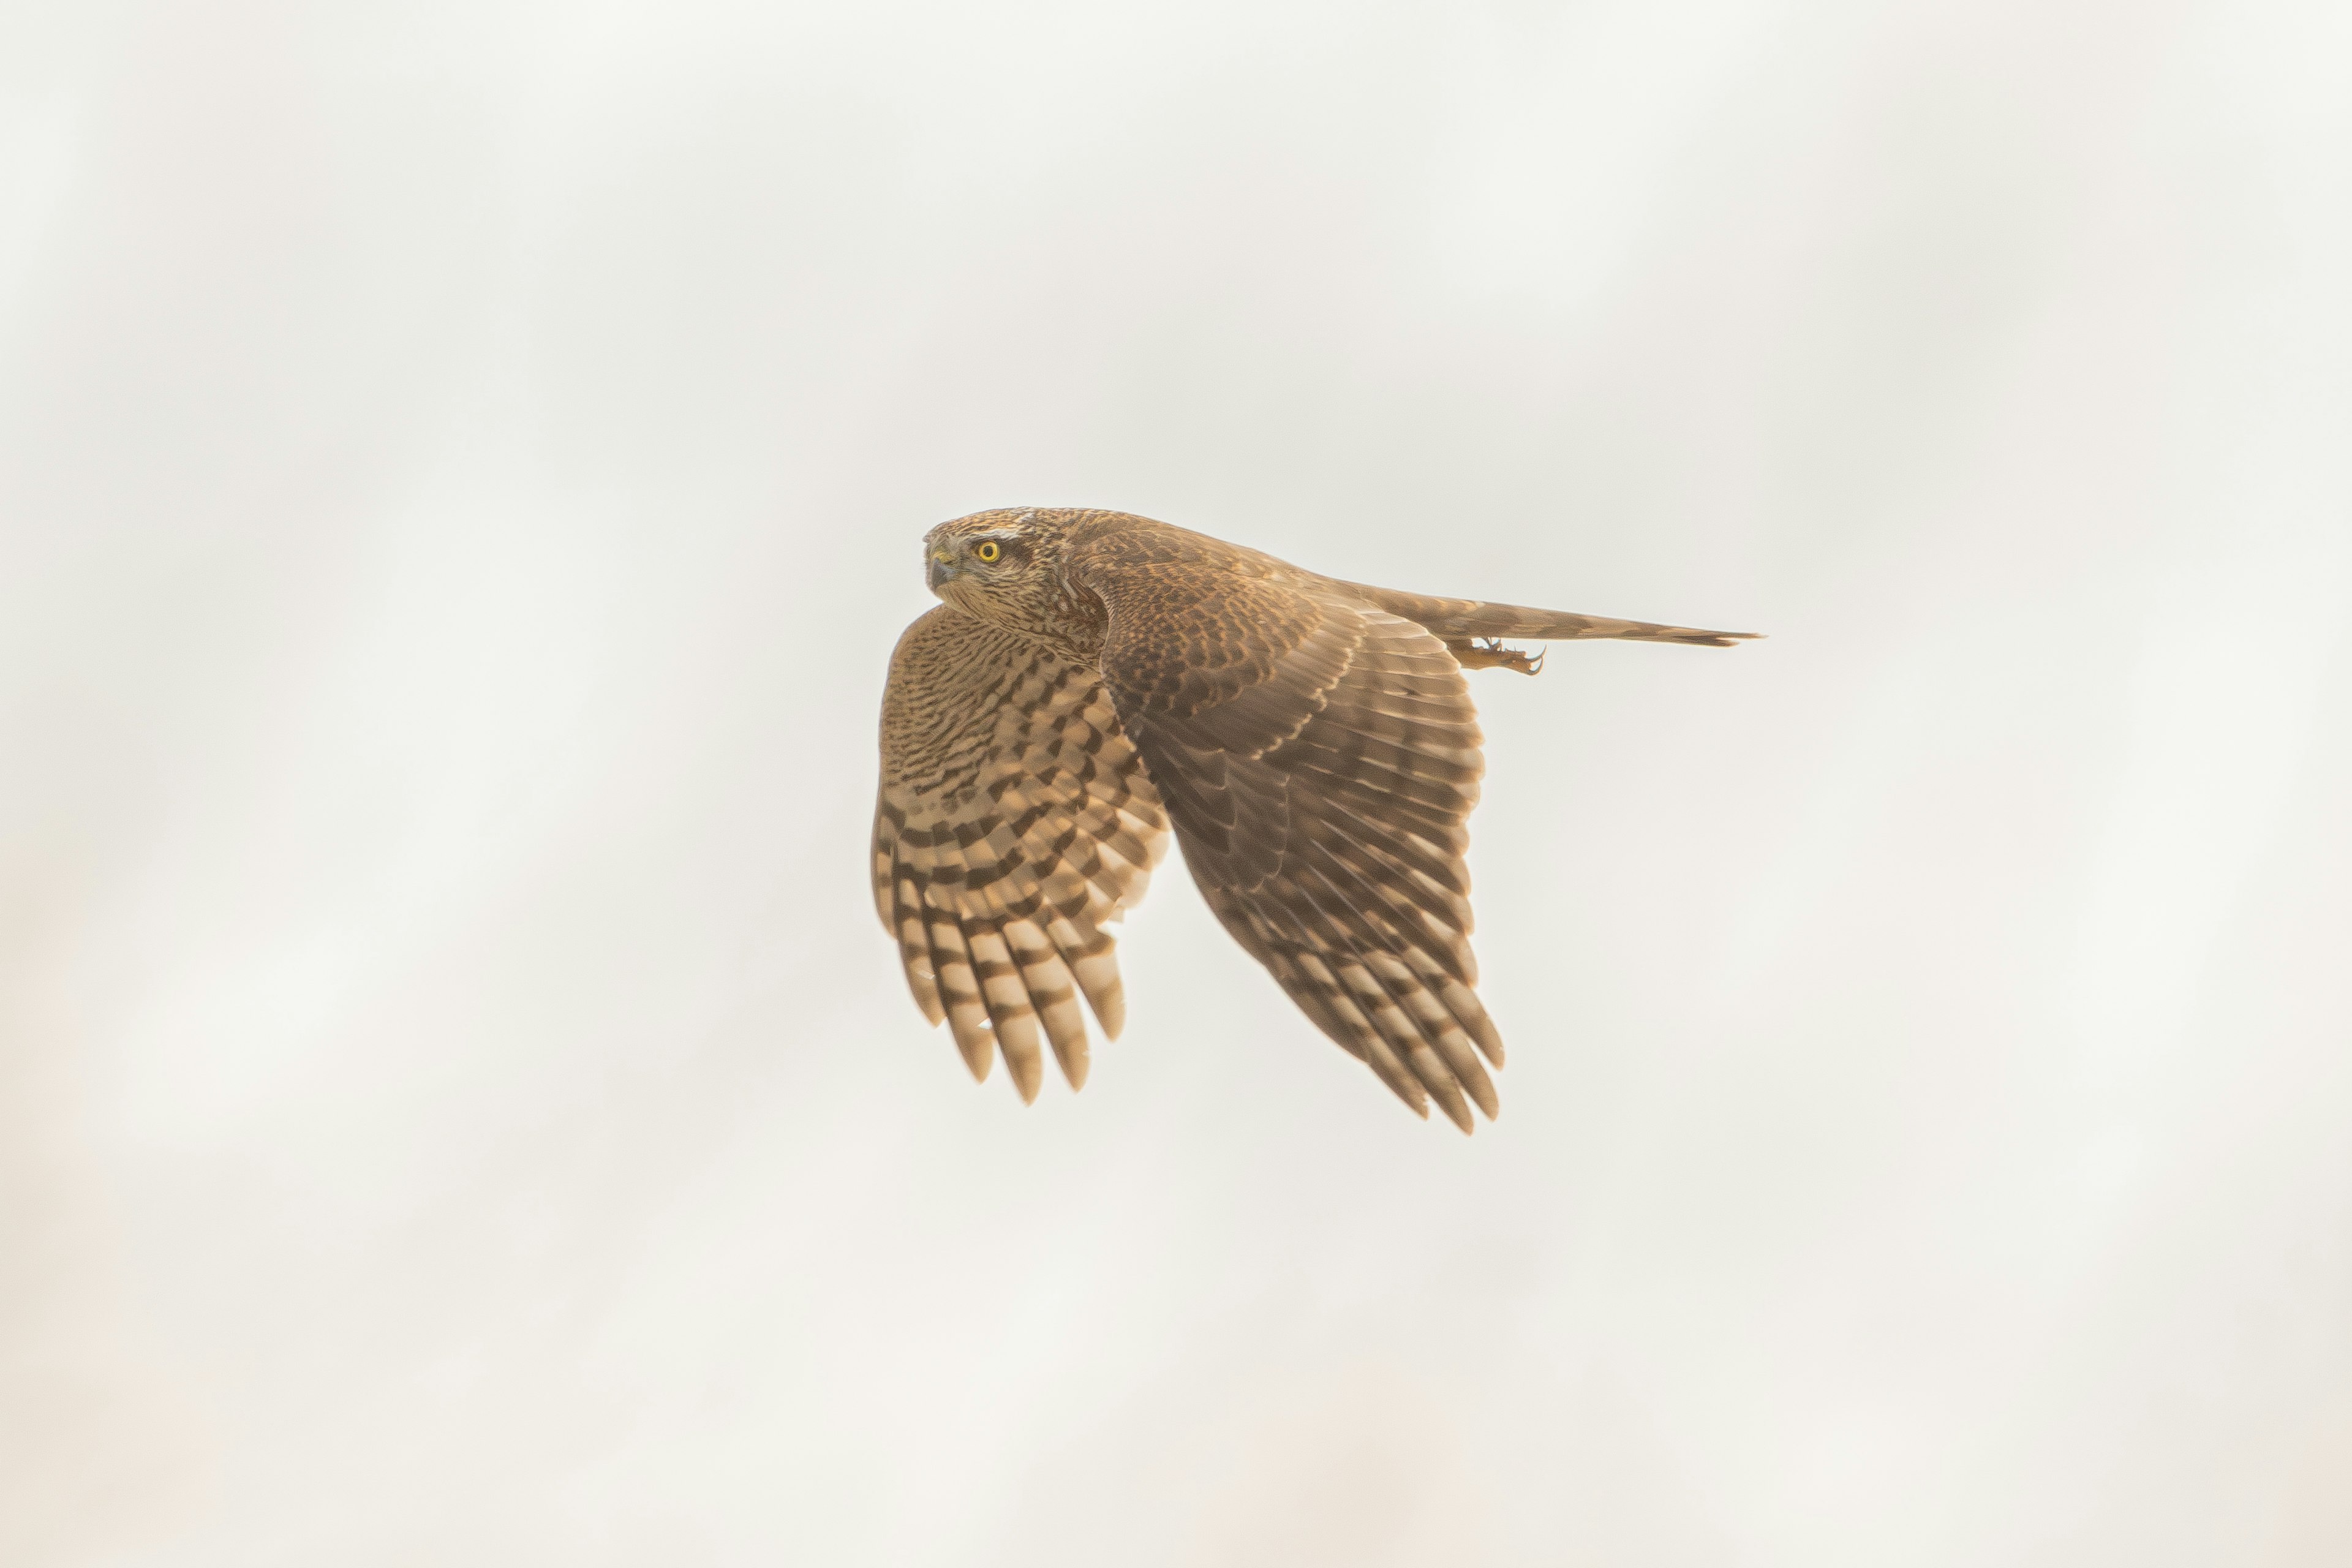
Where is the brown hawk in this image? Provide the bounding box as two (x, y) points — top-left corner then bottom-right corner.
(871, 508), (1753, 1131)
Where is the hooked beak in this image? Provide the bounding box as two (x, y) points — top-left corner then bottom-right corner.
(927, 551), (956, 591)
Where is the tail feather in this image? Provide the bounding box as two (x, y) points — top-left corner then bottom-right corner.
(1338, 581), (1758, 649)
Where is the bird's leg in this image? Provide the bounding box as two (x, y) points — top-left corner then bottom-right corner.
(1448, 637), (1545, 676)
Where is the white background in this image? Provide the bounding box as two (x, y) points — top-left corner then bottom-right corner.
(5, 2), (2349, 1563)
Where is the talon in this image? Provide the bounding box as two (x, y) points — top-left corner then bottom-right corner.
(1448, 636), (1545, 675)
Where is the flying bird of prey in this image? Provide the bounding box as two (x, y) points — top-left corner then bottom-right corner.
(872, 508), (1753, 1131)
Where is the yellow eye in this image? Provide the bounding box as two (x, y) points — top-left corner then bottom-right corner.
(974, 540), (1001, 563)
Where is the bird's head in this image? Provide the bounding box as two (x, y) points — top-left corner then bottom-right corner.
(922, 509), (1066, 630)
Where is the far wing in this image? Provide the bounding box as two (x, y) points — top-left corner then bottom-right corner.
(873, 606), (1168, 1101)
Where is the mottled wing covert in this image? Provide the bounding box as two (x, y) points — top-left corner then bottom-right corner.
(1065, 519), (1505, 1131)
(873, 606), (1169, 1101)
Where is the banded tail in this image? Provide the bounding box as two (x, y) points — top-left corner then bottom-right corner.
(1341, 580), (1759, 652)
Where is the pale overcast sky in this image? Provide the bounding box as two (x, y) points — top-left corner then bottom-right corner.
(4, 2), (2350, 1564)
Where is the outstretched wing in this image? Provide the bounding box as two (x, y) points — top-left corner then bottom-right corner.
(1063, 519), (1504, 1131)
(873, 606), (1168, 1101)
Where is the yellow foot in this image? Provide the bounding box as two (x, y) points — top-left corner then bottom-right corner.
(1449, 637), (1545, 675)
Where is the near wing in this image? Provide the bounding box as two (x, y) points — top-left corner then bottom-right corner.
(873, 606), (1169, 1101)
(1068, 530), (1504, 1131)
